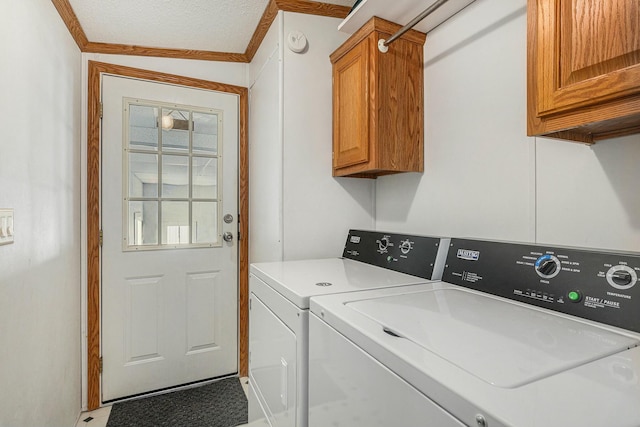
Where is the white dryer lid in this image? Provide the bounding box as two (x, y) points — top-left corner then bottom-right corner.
(347, 288), (640, 388)
(250, 258), (428, 309)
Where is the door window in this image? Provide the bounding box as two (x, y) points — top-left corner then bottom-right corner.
(123, 99), (222, 250)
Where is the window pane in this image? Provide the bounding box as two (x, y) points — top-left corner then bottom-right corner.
(192, 157), (217, 199)
(193, 112), (218, 154)
(161, 108), (189, 152)
(129, 104), (158, 151)
(127, 201), (158, 246)
(161, 201), (189, 244)
(124, 103), (224, 250)
(129, 153), (158, 198)
(162, 155), (189, 198)
(193, 202), (217, 244)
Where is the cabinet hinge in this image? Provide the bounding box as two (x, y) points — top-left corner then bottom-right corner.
(99, 103), (103, 119)
(99, 229), (103, 247)
(99, 357), (103, 373)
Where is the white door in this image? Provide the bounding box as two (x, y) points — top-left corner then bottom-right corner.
(101, 75), (239, 401)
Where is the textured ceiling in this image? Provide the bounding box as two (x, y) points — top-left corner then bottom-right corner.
(67, 0), (354, 53)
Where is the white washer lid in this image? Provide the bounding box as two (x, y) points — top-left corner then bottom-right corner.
(347, 288), (640, 388)
(250, 258), (428, 309)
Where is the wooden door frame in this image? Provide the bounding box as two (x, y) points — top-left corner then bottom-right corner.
(87, 60), (249, 410)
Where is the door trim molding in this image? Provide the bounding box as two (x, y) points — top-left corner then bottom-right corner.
(87, 60), (249, 410)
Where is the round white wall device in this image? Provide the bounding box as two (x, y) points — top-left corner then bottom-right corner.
(287, 31), (308, 53)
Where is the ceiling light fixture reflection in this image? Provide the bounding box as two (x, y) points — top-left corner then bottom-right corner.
(161, 115), (174, 130)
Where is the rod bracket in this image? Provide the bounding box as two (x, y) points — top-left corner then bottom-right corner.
(378, 39), (389, 53)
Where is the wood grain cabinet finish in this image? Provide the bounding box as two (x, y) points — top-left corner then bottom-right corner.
(528, 0), (640, 143)
(331, 17), (426, 178)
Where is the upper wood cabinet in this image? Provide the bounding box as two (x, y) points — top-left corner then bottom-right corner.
(528, 0), (640, 143)
(331, 17), (426, 178)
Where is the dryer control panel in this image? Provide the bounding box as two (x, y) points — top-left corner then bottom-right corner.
(443, 239), (640, 333)
(342, 230), (449, 280)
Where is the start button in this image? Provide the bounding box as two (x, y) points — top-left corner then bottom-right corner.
(568, 290), (582, 303)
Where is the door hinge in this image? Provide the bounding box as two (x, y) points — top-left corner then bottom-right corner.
(99, 357), (103, 373)
(249, 298), (252, 310)
(99, 103), (103, 119)
(99, 229), (103, 247)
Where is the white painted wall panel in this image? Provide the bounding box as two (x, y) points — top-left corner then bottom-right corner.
(282, 12), (375, 260)
(83, 53), (248, 87)
(375, 0), (640, 254)
(536, 134), (640, 252)
(250, 14), (282, 87)
(249, 13), (285, 263)
(376, 0), (532, 243)
(0, 1), (82, 426)
(250, 12), (375, 262)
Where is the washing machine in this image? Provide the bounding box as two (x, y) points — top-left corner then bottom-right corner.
(248, 229), (451, 427)
(309, 238), (640, 427)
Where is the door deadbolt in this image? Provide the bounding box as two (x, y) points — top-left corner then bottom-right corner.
(223, 214), (234, 224)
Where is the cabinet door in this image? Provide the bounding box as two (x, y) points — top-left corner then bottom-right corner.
(534, 0), (640, 117)
(333, 38), (370, 170)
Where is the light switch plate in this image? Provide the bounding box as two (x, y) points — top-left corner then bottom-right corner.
(0, 209), (14, 245)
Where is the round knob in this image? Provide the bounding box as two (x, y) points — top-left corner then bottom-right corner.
(538, 259), (557, 276)
(399, 239), (413, 255)
(607, 265), (637, 290)
(611, 271), (632, 287)
(535, 255), (561, 279)
(378, 237), (390, 251)
(223, 232), (233, 242)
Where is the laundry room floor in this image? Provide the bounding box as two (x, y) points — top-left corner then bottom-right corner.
(76, 377), (249, 427)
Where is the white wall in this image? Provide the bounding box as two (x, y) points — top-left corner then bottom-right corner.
(0, 1), (82, 426)
(375, 0), (640, 253)
(82, 53), (248, 88)
(282, 13), (375, 259)
(249, 12), (375, 263)
(536, 134), (640, 251)
(248, 14), (284, 263)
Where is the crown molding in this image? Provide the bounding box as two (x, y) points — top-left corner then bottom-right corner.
(83, 41), (248, 63)
(51, 0), (88, 50)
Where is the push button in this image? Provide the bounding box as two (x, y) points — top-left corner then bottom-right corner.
(567, 290), (582, 303)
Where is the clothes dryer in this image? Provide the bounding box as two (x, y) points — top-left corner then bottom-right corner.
(248, 230), (450, 427)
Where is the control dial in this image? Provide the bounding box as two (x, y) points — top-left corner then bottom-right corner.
(399, 239), (413, 255)
(606, 265), (637, 290)
(378, 236), (390, 252)
(535, 254), (561, 279)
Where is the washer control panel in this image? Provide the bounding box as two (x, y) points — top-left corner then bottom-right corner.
(342, 229), (449, 280)
(443, 239), (640, 333)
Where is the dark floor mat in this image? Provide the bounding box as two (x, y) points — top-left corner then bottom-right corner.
(106, 377), (248, 427)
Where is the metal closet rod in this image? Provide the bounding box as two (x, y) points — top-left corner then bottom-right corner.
(381, 0), (450, 49)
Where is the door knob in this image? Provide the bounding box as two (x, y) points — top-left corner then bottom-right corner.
(223, 232), (233, 242)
